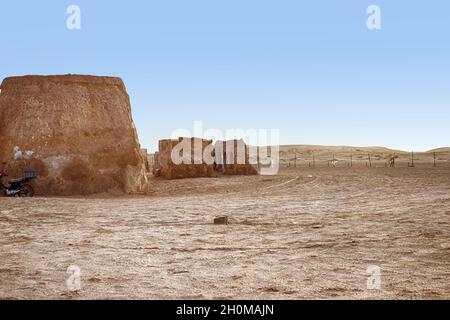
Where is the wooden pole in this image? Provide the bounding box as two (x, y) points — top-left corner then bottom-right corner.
(368, 154), (372, 168)
(350, 153), (353, 167)
(433, 152), (436, 167)
(313, 151), (315, 168)
(294, 153), (297, 168)
(257, 146), (260, 169)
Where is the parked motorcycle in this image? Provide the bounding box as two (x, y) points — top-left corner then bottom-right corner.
(0, 171), (36, 197)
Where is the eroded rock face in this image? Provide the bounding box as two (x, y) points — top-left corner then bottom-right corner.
(0, 75), (148, 195)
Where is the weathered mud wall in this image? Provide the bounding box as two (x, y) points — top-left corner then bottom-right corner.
(141, 148), (150, 172)
(0, 75), (148, 195)
(156, 137), (215, 179)
(214, 140), (258, 175)
(152, 152), (160, 176)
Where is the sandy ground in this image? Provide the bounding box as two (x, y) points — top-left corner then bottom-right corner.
(1, 165), (449, 300)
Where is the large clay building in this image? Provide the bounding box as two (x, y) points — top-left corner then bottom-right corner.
(0, 75), (148, 195)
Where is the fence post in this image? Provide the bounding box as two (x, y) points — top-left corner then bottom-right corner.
(257, 146), (260, 169)
(313, 151), (316, 168)
(433, 152), (436, 167)
(368, 154), (372, 168)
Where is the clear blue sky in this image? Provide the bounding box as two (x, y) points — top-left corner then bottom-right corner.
(1, 1), (449, 152)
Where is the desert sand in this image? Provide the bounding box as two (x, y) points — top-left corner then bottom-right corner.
(0, 146), (449, 299)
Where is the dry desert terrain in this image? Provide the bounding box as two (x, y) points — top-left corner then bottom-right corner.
(1, 147), (450, 299)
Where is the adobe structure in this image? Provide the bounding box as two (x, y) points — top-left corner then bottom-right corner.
(0, 75), (148, 195)
(154, 137), (215, 179)
(153, 138), (258, 179)
(214, 139), (258, 175)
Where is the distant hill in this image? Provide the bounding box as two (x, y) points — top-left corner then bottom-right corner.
(279, 145), (408, 155)
(275, 145), (450, 164)
(427, 147), (450, 153)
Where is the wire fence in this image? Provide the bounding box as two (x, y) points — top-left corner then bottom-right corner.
(147, 149), (450, 171)
(280, 151), (450, 168)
